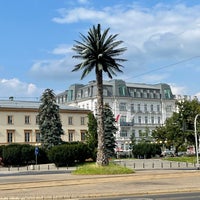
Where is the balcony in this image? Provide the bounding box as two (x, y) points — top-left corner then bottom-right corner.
(120, 122), (133, 126)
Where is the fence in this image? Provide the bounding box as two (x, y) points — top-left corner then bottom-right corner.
(115, 159), (196, 170)
(0, 163), (74, 174)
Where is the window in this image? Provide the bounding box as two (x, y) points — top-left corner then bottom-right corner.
(166, 105), (172, 112)
(131, 130), (135, 138)
(150, 92), (154, 98)
(36, 115), (40, 125)
(8, 115), (13, 124)
(151, 116), (154, 124)
(164, 89), (171, 99)
(158, 116), (161, 124)
(36, 131), (41, 143)
(120, 129), (127, 137)
(67, 90), (73, 101)
(150, 104), (154, 112)
(68, 117), (73, 125)
(121, 143), (124, 151)
(7, 130), (14, 143)
(119, 102), (126, 111)
(131, 104), (134, 112)
(157, 105), (160, 112)
(137, 104), (141, 112)
(136, 91), (141, 98)
(103, 89), (108, 96)
(138, 116), (141, 124)
(145, 116), (148, 124)
(80, 117), (85, 125)
(143, 92), (147, 98)
(24, 131), (31, 142)
(120, 116), (126, 123)
(25, 115), (30, 124)
(68, 130), (74, 142)
(139, 130), (142, 138)
(81, 131), (86, 141)
(144, 104), (147, 112)
(119, 85), (126, 96)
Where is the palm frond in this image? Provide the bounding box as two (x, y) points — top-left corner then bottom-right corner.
(72, 24), (126, 80)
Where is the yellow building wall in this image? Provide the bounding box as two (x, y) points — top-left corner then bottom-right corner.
(0, 108), (89, 145)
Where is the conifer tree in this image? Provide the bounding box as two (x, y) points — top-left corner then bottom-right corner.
(104, 104), (117, 158)
(38, 89), (64, 150)
(86, 112), (98, 160)
(86, 105), (117, 159)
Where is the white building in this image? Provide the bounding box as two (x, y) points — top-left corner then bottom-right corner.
(56, 79), (176, 154)
(0, 100), (90, 146)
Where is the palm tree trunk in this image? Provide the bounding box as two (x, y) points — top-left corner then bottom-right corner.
(96, 68), (109, 166)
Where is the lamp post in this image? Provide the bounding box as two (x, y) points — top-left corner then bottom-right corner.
(194, 114), (200, 169)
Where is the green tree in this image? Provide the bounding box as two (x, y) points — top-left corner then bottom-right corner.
(104, 104), (117, 158)
(72, 24), (126, 166)
(152, 98), (200, 153)
(86, 112), (98, 161)
(38, 89), (64, 150)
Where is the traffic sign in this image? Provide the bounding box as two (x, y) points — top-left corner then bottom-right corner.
(35, 147), (39, 156)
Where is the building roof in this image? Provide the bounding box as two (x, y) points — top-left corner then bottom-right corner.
(0, 100), (89, 111)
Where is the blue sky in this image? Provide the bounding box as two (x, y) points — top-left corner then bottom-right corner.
(1, 0), (200, 100)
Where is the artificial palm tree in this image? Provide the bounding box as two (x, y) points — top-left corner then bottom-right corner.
(72, 24), (126, 166)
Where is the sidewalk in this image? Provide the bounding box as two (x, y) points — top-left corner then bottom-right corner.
(0, 163), (76, 175)
(115, 158), (196, 170)
(0, 159), (197, 174)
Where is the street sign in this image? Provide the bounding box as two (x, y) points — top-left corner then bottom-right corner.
(35, 147), (39, 156)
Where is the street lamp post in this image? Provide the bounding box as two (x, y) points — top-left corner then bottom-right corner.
(194, 114), (200, 169)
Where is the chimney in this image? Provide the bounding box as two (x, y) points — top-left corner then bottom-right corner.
(9, 96), (14, 101)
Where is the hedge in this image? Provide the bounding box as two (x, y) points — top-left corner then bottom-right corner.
(48, 142), (90, 167)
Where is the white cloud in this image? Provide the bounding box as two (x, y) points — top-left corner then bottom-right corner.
(138, 74), (169, 83)
(29, 58), (78, 81)
(44, 2), (200, 96)
(0, 78), (42, 99)
(52, 8), (107, 24)
(170, 84), (187, 95)
(52, 3), (200, 62)
(77, 0), (89, 4)
(51, 45), (73, 55)
(195, 92), (200, 100)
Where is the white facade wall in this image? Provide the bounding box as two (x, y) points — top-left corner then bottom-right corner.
(56, 79), (176, 154)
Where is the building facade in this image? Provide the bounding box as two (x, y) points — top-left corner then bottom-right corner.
(56, 79), (176, 154)
(0, 100), (90, 146)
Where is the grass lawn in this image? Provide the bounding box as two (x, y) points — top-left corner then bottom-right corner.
(72, 162), (134, 175)
(163, 156), (196, 164)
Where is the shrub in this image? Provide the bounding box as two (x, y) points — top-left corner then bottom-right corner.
(3, 144), (23, 166)
(2, 144), (48, 166)
(132, 142), (161, 159)
(21, 144), (35, 164)
(48, 142), (90, 167)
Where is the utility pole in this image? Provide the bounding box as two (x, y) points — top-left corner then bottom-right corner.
(194, 114), (200, 169)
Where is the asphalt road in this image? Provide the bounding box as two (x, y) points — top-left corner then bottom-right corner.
(94, 192), (200, 200)
(1, 169), (200, 199)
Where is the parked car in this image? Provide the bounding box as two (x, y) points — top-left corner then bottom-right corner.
(161, 150), (175, 157)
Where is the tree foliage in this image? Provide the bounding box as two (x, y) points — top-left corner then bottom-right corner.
(72, 24), (126, 166)
(85, 112), (98, 161)
(104, 104), (117, 158)
(86, 104), (117, 160)
(152, 99), (200, 153)
(38, 89), (64, 150)
(132, 142), (161, 159)
(48, 142), (90, 167)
